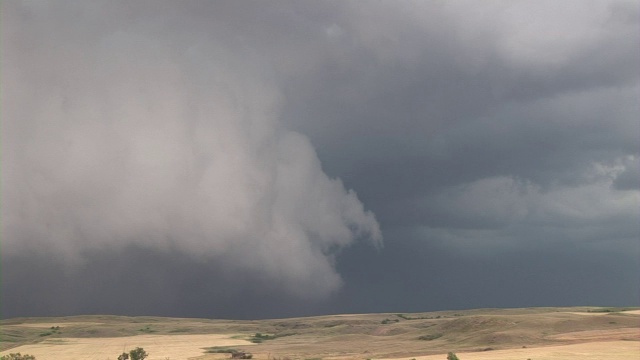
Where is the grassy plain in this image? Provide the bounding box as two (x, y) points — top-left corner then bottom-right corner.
(1, 307), (638, 360)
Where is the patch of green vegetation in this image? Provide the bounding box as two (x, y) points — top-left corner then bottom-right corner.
(418, 333), (442, 341)
(397, 314), (441, 320)
(38, 326), (62, 337)
(1, 333), (24, 345)
(138, 326), (156, 333)
(204, 348), (252, 359)
(587, 307), (635, 313)
(381, 318), (399, 324)
(203, 347), (239, 354)
(249, 332), (292, 343)
(322, 322), (342, 328)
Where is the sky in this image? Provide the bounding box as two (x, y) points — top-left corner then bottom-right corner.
(2, 0), (639, 319)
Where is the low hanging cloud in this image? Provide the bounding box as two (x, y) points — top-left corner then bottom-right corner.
(2, 1), (381, 301)
(3, 0), (638, 318)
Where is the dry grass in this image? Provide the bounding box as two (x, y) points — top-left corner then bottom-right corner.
(1, 307), (638, 360)
(6, 322), (105, 328)
(0, 334), (252, 360)
(382, 340), (639, 360)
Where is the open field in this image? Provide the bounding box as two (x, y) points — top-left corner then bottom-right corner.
(383, 340), (639, 360)
(0, 334), (251, 360)
(1, 307), (638, 360)
(7, 323), (106, 328)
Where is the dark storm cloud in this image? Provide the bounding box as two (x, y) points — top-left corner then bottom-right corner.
(332, 230), (640, 314)
(2, 0), (382, 318)
(279, 1), (639, 232)
(2, 246), (329, 319)
(2, 0), (639, 319)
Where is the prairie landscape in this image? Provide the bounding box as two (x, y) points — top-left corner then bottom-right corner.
(1, 307), (638, 360)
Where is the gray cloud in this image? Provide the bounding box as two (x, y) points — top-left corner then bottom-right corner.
(2, 245), (333, 319)
(2, 0), (381, 306)
(613, 157), (640, 190)
(2, 0), (638, 318)
(279, 1), (639, 227)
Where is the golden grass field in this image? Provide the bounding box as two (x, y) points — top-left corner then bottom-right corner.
(1, 307), (638, 360)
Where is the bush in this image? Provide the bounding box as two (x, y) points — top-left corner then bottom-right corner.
(446, 352), (459, 360)
(1, 354), (36, 360)
(129, 347), (148, 360)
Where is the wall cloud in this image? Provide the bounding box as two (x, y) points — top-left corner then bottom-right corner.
(2, 1), (381, 301)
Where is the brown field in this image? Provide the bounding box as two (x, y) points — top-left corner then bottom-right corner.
(0, 334), (251, 360)
(383, 340), (639, 360)
(1, 307), (638, 360)
(7, 323), (105, 328)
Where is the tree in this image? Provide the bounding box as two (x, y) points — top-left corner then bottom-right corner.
(129, 347), (148, 360)
(446, 352), (459, 360)
(118, 353), (129, 360)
